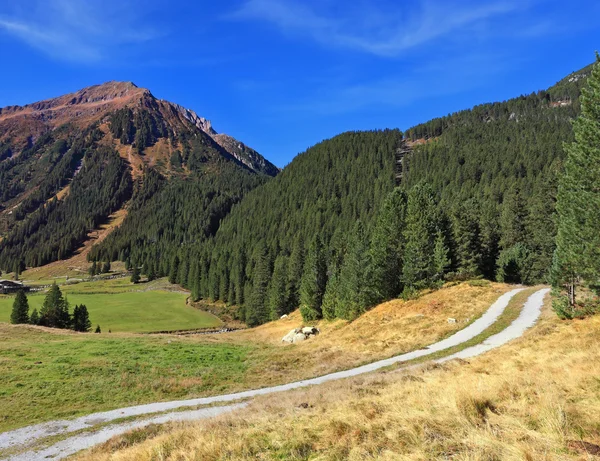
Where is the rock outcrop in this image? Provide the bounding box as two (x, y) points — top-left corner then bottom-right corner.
(282, 326), (319, 344)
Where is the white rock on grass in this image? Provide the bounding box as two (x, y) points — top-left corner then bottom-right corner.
(282, 326), (320, 344)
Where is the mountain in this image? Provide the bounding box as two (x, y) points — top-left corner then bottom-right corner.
(137, 62), (591, 326)
(0, 82), (277, 270)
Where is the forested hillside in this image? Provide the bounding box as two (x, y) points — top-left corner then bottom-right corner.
(0, 82), (275, 273)
(151, 63), (592, 326)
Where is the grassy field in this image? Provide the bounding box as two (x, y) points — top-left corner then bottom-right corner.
(0, 282), (515, 433)
(0, 325), (253, 432)
(0, 277), (222, 333)
(0, 290), (221, 333)
(75, 291), (600, 461)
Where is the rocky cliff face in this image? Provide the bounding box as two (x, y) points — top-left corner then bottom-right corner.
(170, 103), (279, 176)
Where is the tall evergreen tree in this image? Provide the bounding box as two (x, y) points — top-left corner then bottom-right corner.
(555, 54), (600, 305)
(246, 243), (271, 326)
(451, 200), (483, 279)
(432, 230), (451, 284)
(72, 304), (92, 332)
(10, 291), (29, 324)
(321, 269), (341, 321)
(401, 183), (441, 292)
(337, 221), (372, 319)
(367, 188), (408, 303)
(29, 308), (39, 325)
(39, 283), (71, 329)
(286, 235), (305, 310)
(299, 235), (327, 321)
(268, 255), (289, 320)
(130, 266), (140, 284)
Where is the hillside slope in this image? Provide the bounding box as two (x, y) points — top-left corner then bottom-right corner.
(0, 82), (277, 272)
(153, 63), (591, 326)
(74, 296), (600, 461)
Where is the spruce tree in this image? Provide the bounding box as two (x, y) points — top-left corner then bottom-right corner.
(367, 188), (407, 304)
(268, 255), (289, 320)
(95, 325), (101, 333)
(130, 266), (140, 284)
(499, 185), (527, 250)
(72, 304), (92, 332)
(299, 235), (327, 321)
(246, 243), (271, 326)
(451, 200), (482, 279)
(337, 221), (371, 319)
(29, 308), (39, 325)
(102, 261), (111, 274)
(401, 183), (440, 292)
(321, 268), (341, 320)
(168, 255), (179, 284)
(555, 54), (600, 305)
(286, 235), (304, 310)
(432, 230), (451, 284)
(10, 290), (29, 324)
(39, 283), (70, 329)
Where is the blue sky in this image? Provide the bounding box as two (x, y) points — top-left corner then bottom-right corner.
(0, 0), (598, 167)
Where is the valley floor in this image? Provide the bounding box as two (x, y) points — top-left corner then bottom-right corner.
(73, 289), (600, 461)
(0, 282), (510, 434)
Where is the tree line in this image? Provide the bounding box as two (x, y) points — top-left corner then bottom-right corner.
(10, 284), (96, 332)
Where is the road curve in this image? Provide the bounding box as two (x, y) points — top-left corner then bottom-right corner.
(2, 287), (550, 461)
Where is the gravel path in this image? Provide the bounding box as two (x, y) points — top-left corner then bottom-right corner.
(1, 287), (549, 461)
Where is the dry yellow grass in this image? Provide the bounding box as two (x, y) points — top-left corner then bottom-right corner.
(214, 281), (512, 385)
(76, 292), (600, 461)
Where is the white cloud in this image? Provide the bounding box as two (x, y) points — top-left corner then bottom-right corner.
(230, 0), (523, 57)
(0, 0), (159, 63)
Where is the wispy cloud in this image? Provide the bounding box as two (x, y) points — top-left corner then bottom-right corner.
(0, 0), (159, 63)
(230, 0), (524, 57)
(272, 52), (513, 115)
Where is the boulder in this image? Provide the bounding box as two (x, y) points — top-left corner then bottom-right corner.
(280, 314), (289, 319)
(447, 318), (457, 324)
(293, 333), (306, 342)
(282, 326), (320, 344)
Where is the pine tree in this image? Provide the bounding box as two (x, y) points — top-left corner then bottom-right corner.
(401, 183), (440, 292)
(337, 221), (371, 319)
(39, 283), (70, 329)
(168, 255), (179, 284)
(89, 261), (97, 277)
(367, 188), (407, 304)
(299, 235), (327, 321)
(555, 54), (600, 305)
(499, 185), (527, 250)
(72, 304), (92, 332)
(130, 266), (141, 284)
(321, 269), (341, 320)
(10, 290), (29, 324)
(29, 308), (39, 325)
(102, 261), (111, 274)
(146, 261), (156, 282)
(432, 230), (451, 284)
(246, 243), (271, 326)
(268, 255), (289, 320)
(286, 235), (304, 310)
(95, 325), (101, 333)
(451, 200), (482, 279)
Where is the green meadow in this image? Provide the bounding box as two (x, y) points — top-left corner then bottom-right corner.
(0, 324), (255, 432)
(0, 278), (222, 333)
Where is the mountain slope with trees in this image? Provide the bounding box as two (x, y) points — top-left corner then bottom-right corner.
(162, 62), (593, 326)
(0, 82), (277, 273)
